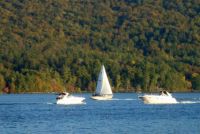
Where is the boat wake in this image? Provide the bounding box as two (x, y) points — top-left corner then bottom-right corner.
(46, 102), (54, 105)
(111, 98), (136, 101)
(0, 102), (47, 105)
(179, 100), (200, 104)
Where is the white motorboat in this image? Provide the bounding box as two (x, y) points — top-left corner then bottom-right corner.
(56, 92), (85, 105)
(91, 65), (113, 100)
(139, 90), (178, 104)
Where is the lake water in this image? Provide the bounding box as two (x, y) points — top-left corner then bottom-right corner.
(0, 93), (200, 134)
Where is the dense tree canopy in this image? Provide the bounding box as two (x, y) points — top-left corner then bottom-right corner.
(0, 0), (200, 93)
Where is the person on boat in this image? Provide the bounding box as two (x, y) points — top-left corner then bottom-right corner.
(163, 90), (168, 95)
(56, 92), (69, 100)
(159, 91), (165, 96)
(159, 91), (163, 95)
(159, 90), (169, 96)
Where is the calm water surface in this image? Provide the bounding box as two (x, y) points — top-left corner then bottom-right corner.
(0, 93), (200, 134)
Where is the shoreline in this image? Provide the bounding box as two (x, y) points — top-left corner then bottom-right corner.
(1, 91), (200, 94)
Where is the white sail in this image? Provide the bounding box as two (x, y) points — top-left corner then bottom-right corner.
(95, 65), (112, 95)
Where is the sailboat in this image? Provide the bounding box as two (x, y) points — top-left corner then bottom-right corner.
(91, 65), (113, 100)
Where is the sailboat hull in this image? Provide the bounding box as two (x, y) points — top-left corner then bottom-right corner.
(91, 95), (113, 100)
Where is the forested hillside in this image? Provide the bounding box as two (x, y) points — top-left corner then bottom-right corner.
(0, 0), (200, 93)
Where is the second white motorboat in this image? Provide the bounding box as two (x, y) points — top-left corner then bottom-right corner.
(56, 92), (85, 105)
(139, 90), (178, 104)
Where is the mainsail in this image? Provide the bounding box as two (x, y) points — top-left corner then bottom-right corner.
(95, 65), (112, 95)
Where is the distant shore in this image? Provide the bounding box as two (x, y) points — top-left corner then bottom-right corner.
(1, 90), (199, 94)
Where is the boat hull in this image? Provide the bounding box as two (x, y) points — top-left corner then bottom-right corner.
(56, 96), (85, 105)
(91, 95), (113, 100)
(139, 95), (178, 104)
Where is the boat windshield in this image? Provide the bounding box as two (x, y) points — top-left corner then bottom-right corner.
(159, 91), (168, 96)
(58, 92), (70, 97)
(59, 93), (65, 95)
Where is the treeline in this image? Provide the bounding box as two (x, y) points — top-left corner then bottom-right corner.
(0, 0), (200, 93)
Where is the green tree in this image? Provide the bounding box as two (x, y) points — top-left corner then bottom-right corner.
(192, 75), (200, 91)
(0, 74), (6, 93)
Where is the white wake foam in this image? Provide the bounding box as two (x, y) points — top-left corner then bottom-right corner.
(46, 102), (54, 105)
(111, 98), (136, 101)
(179, 101), (200, 104)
